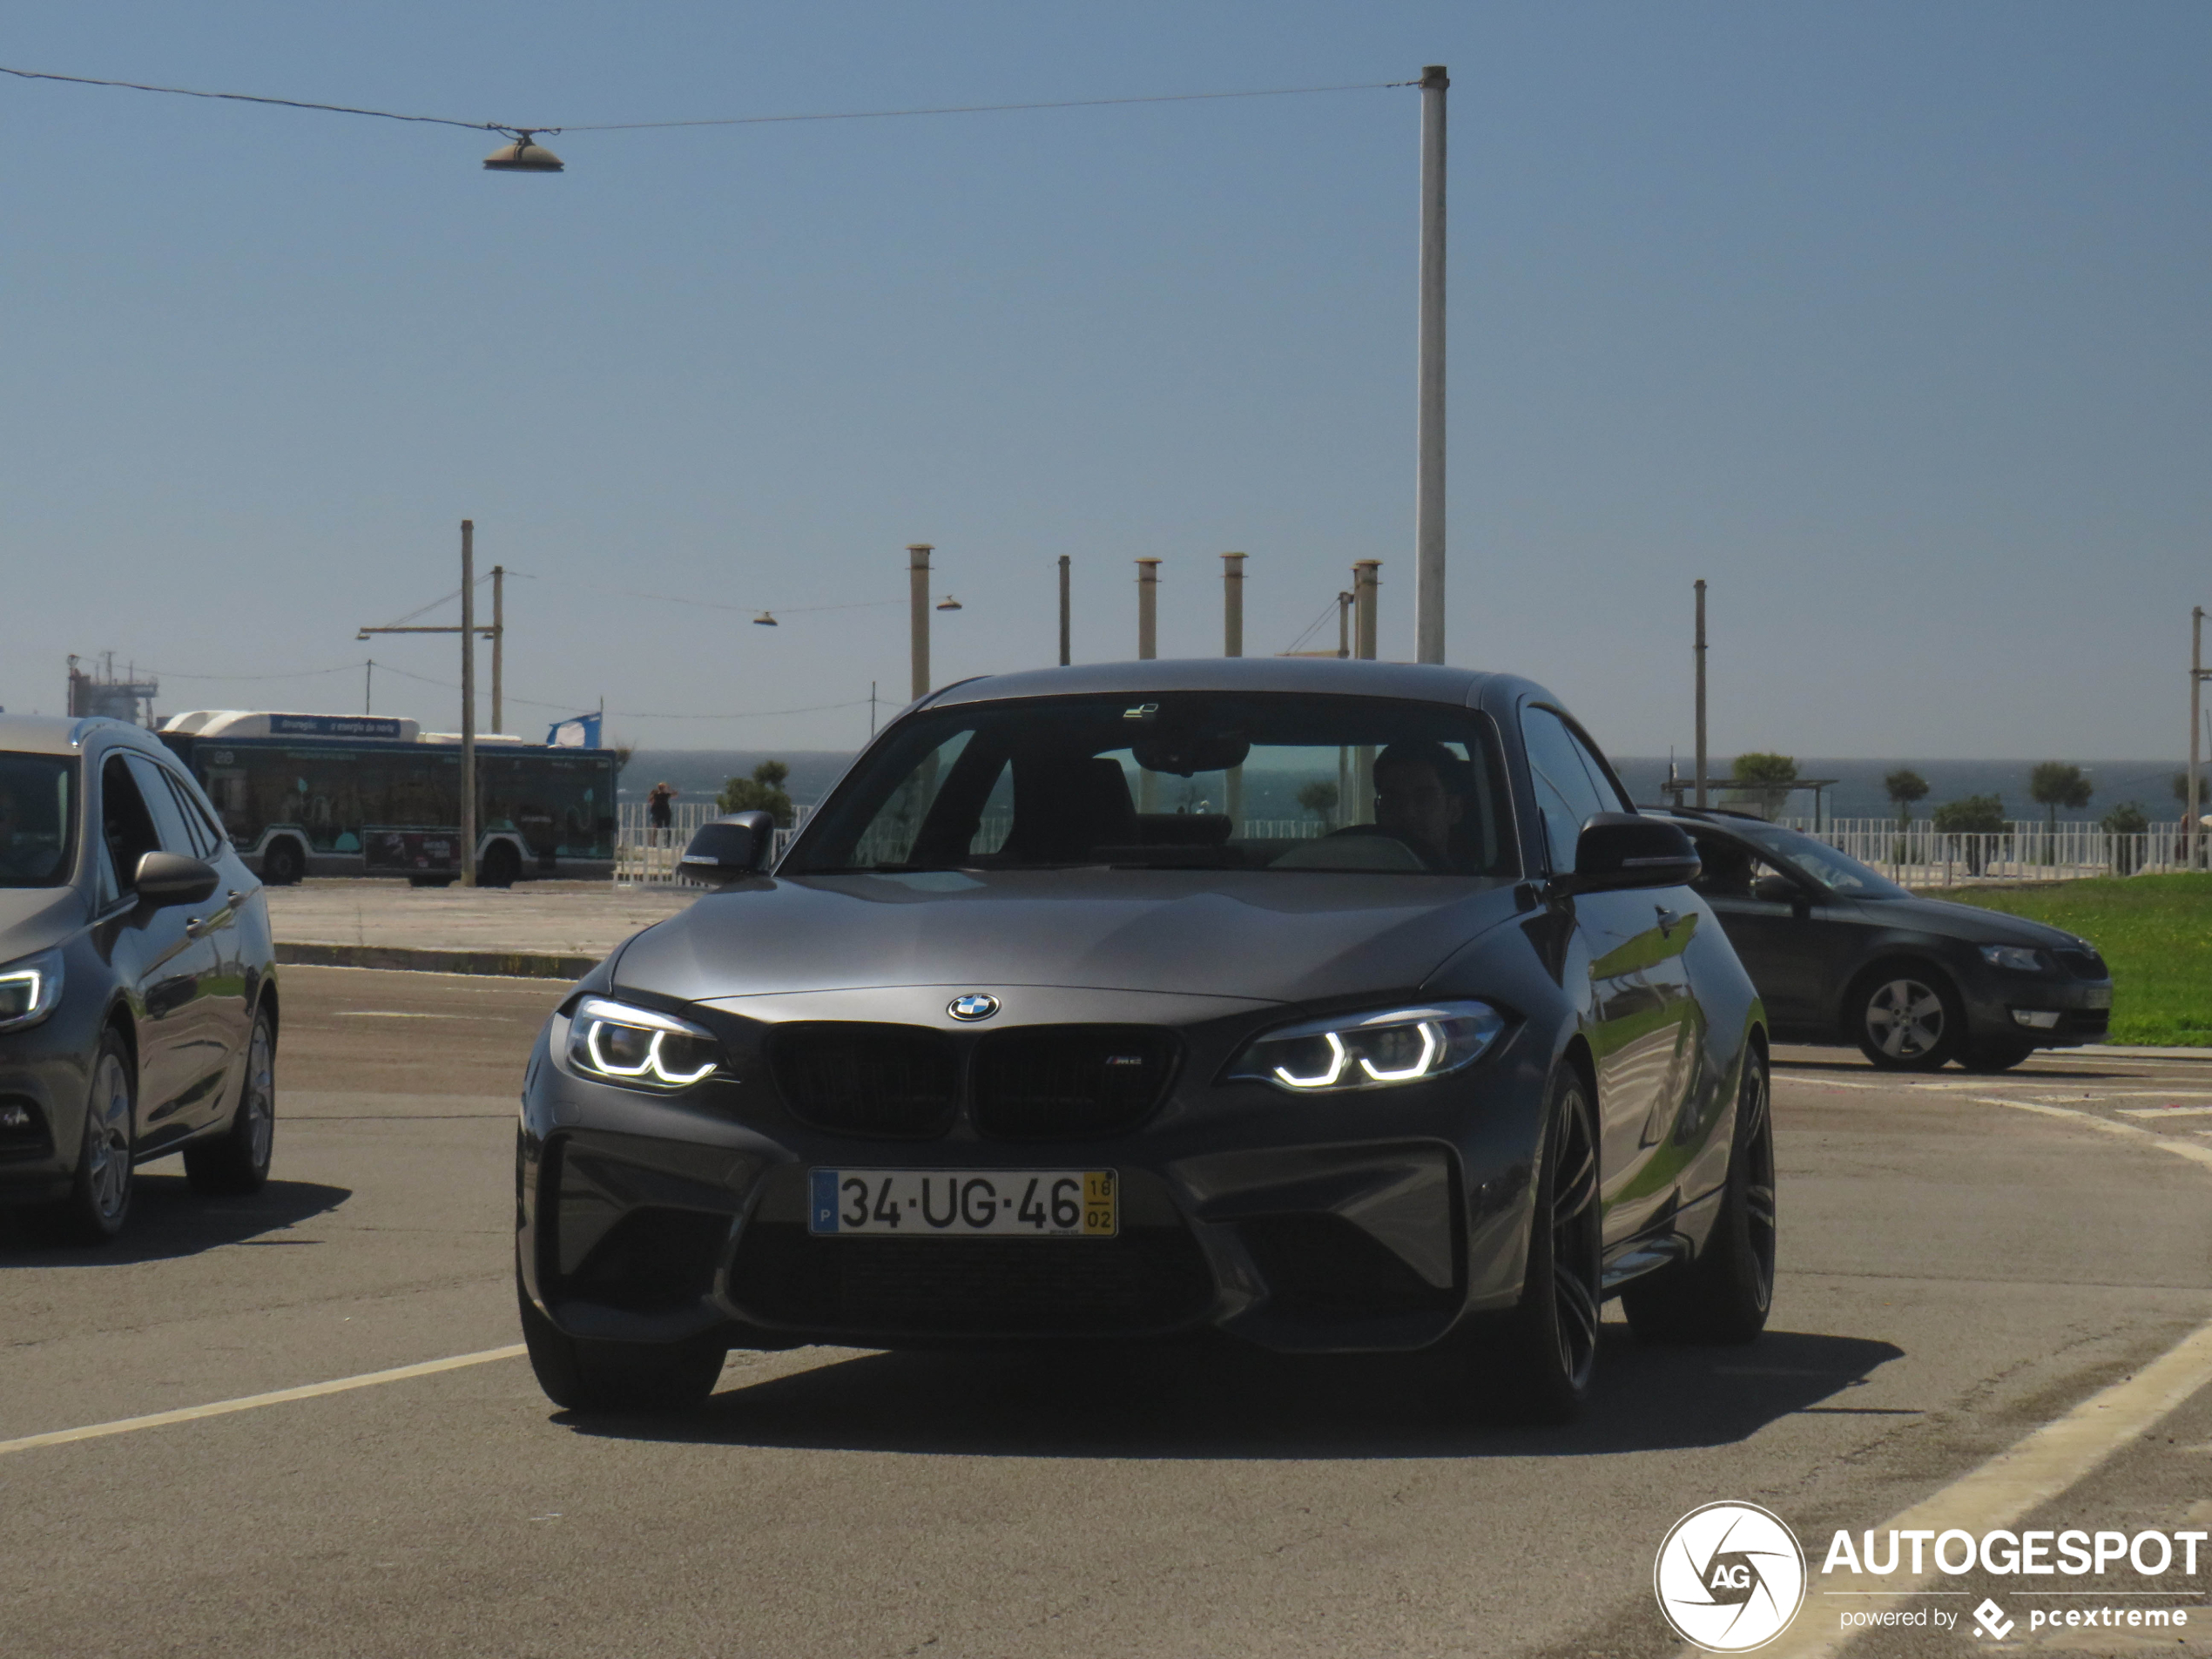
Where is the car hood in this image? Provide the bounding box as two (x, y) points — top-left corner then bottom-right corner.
(0, 886), (87, 962)
(1858, 893), (2087, 951)
(611, 869), (1527, 1008)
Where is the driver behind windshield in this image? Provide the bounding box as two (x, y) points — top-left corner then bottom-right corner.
(1371, 740), (1467, 872)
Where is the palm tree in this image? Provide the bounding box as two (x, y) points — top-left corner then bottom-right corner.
(2029, 762), (2094, 864)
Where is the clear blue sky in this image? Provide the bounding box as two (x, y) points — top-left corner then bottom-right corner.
(4, 3), (2207, 760)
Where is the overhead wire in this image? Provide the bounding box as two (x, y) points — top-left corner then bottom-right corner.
(0, 63), (1411, 145)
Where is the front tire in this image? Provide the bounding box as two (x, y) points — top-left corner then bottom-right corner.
(517, 1275), (725, 1413)
(185, 1004), (275, 1194)
(1622, 1043), (1776, 1345)
(260, 838), (306, 887)
(1958, 1037), (2035, 1074)
(1851, 965), (1962, 1070)
(1459, 1068), (1602, 1423)
(59, 1032), (136, 1244)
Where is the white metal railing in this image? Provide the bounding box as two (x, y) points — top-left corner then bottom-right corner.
(1771, 818), (2192, 885)
(614, 799), (806, 886)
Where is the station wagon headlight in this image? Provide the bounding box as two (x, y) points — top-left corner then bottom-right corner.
(565, 995), (722, 1090)
(1227, 1001), (1505, 1094)
(1979, 945), (2047, 974)
(0, 948), (64, 1034)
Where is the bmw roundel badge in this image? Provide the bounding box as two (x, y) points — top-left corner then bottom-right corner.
(948, 993), (1001, 1022)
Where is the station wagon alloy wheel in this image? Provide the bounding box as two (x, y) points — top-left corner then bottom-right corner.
(1862, 975), (1947, 1065)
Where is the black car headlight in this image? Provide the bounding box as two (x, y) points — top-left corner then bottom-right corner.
(1226, 1001), (1505, 1094)
(0, 948), (64, 1034)
(564, 995), (723, 1090)
(1979, 945), (2047, 973)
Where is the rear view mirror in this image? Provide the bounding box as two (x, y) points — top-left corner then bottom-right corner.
(681, 811), (775, 880)
(1131, 735), (1251, 777)
(134, 851), (219, 907)
(1562, 814), (1701, 894)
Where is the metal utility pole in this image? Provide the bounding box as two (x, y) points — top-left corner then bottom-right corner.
(490, 564), (504, 733)
(1337, 591), (1352, 658)
(1221, 553), (1245, 658)
(1352, 561), (1380, 661)
(1136, 560), (1159, 659)
(1058, 556), (1072, 666)
(908, 544), (934, 702)
(364, 659), (374, 716)
(460, 520), (477, 887)
(1695, 579), (1709, 809)
(2191, 606), (2206, 869)
(1413, 64), (1448, 666)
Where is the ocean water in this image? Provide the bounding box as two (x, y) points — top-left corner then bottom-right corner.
(628, 750), (2192, 825)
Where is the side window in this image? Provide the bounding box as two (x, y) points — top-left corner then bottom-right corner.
(99, 756), (164, 893)
(1521, 707), (1609, 873)
(124, 754), (199, 857)
(161, 769), (225, 857)
(1561, 722), (1634, 815)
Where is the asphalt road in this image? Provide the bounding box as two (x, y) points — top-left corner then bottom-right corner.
(5, 965), (2212, 1658)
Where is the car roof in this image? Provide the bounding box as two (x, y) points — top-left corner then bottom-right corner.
(922, 658), (1501, 710)
(0, 713), (171, 759)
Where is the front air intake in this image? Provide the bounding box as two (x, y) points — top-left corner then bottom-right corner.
(772, 1023), (960, 1137)
(971, 1026), (1179, 1138)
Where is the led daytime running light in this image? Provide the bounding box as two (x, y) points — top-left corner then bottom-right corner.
(1273, 1031), (1349, 1089)
(583, 1020), (717, 1087)
(1358, 1019), (1440, 1083)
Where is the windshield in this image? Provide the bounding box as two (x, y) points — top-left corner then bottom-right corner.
(1726, 818), (1908, 898)
(0, 755), (78, 888)
(786, 692), (1519, 878)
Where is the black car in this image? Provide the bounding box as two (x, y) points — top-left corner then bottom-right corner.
(516, 661), (1773, 1422)
(1649, 808), (2114, 1072)
(0, 715), (280, 1241)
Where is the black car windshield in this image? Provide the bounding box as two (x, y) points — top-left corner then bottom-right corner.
(788, 692), (1519, 877)
(0, 755), (78, 887)
(1727, 818), (1909, 898)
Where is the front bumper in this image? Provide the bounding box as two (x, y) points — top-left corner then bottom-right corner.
(1958, 968), (2114, 1049)
(515, 1013), (1554, 1356)
(0, 1003), (100, 1206)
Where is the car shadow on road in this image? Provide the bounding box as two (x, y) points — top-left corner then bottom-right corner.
(0, 1173), (351, 1265)
(563, 1325), (1905, 1460)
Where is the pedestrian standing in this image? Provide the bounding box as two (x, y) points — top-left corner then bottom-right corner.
(647, 780), (677, 846)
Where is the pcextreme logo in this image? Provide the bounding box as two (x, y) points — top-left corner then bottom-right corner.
(1655, 1501), (1810, 1653)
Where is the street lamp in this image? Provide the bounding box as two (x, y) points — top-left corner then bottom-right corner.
(482, 132), (563, 172)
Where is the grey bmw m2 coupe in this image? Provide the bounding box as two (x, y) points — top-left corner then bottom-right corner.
(516, 660), (1774, 1421)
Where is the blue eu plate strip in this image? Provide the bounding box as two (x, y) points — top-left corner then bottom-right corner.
(810, 1169), (840, 1234)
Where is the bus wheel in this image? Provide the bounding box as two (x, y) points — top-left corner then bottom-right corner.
(481, 842), (522, 888)
(260, 839), (306, 886)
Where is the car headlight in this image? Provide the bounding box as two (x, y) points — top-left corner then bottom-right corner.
(0, 948), (64, 1034)
(1979, 945), (2046, 973)
(565, 995), (723, 1090)
(1226, 1001), (1506, 1094)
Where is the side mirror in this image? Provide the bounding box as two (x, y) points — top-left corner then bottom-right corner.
(134, 851), (219, 907)
(680, 811), (776, 880)
(1561, 813), (1701, 894)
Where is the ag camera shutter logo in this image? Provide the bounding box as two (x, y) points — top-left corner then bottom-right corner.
(1655, 1501), (1808, 1652)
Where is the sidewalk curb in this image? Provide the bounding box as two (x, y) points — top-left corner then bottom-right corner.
(276, 941), (599, 981)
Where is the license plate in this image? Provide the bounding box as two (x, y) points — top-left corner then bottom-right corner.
(809, 1169), (1117, 1238)
(2084, 988), (2114, 1009)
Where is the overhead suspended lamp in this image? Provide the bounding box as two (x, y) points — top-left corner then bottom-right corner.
(936, 595), (963, 611)
(752, 611), (779, 627)
(483, 129), (563, 172)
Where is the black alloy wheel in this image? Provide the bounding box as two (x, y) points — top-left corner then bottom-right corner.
(1851, 965), (1963, 1071)
(260, 838), (306, 887)
(1622, 1043), (1776, 1345)
(516, 1269), (726, 1414)
(60, 1030), (136, 1244)
(1474, 1068), (1602, 1422)
(185, 1004), (276, 1194)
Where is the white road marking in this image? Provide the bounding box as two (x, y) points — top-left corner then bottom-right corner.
(1735, 1322), (2212, 1659)
(2120, 1105), (2212, 1118)
(1697, 1091), (2212, 1658)
(334, 1011), (475, 1019)
(0, 1345), (528, 1460)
